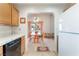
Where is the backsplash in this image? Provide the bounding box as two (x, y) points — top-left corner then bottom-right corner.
(11, 26), (20, 34)
(0, 25), (12, 36)
(0, 25), (20, 37)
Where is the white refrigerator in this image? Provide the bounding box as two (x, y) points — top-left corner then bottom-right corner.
(58, 4), (79, 56)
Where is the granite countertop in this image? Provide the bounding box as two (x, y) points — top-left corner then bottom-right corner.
(0, 33), (25, 46)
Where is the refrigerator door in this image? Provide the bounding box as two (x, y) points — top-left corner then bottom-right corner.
(59, 4), (79, 33)
(59, 32), (79, 56)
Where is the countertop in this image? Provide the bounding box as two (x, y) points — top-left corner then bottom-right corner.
(0, 33), (25, 46)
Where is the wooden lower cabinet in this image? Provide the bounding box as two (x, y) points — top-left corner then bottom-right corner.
(21, 36), (25, 55)
(0, 46), (3, 56)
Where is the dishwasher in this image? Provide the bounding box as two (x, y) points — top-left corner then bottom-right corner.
(3, 38), (21, 56)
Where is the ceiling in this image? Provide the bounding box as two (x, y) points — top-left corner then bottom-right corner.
(15, 3), (75, 12)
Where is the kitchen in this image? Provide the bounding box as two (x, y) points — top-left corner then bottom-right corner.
(0, 4), (25, 56)
(0, 3), (75, 56)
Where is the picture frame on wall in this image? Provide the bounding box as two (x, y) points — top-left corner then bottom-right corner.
(20, 17), (26, 24)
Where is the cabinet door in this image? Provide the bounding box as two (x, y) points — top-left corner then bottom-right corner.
(0, 4), (11, 25)
(21, 36), (25, 55)
(12, 5), (19, 26)
(0, 46), (3, 56)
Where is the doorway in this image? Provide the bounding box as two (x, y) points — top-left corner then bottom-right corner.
(27, 13), (56, 56)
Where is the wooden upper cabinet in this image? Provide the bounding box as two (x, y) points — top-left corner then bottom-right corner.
(0, 4), (11, 25)
(12, 5), (19, 26)
(0, 3), (19, 26)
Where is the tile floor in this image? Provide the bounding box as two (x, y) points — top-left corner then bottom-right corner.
(23, 38), (56, 56)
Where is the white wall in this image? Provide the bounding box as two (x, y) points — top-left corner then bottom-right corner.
(50, 14), (54, 33)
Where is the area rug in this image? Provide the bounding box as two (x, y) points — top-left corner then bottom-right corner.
(37, 46), (49, 52)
